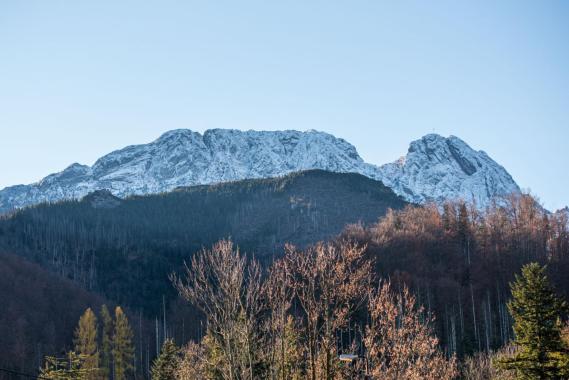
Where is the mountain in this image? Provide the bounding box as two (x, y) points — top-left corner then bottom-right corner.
(0, 170), (407, 312)
(0, 129), (520, 213)
(376, 134), (520, 206)
(0, 129), (373, 213)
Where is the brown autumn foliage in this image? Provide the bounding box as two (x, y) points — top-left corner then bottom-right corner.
(263, 253), (303, 380)
(285, 241), (372, 380)
(171, 240), (264, 380)
(364, 281), (457, 380)
(172, 239), (457, 380)
(460, 347), (517, 380)
(341, 193), (569, 356)
(176, 338), (212, 380)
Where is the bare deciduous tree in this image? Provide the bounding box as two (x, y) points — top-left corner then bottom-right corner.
(176, 338), (214, 380)
(263, 251), (302, 380)
(364, 281), (457, 380)
(171, 240), (263, 380)
(461, 348), (516, 380)
(287, 241), (371, 380)
(172, 239), (460, 380)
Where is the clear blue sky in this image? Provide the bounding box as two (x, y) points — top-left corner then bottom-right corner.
(1, 1), (568, 209)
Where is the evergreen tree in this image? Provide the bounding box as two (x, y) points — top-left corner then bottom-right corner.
(100, 304), (113, 379)
(151, 338), (180, 380)
(73, 308), (101, 379)
(498, 263), (569, 379)
(113, 306), (135, 380)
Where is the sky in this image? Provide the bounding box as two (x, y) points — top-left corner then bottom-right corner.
(0, 1), (568, 210)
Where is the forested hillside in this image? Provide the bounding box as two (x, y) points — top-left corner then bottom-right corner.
(0, 170), (406, 314)
(0, 170), (406, 377)
(0, 252), (105, 375)
(339, 194), (569, 356)
(1, 170), (568, 378)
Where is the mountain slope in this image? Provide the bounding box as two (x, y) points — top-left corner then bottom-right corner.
(0, 251), (105, 375)
(0, 129), (520, 212)
(0, 170), (407, 312)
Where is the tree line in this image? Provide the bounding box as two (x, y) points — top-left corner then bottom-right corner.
(339, 194), (569, 357)
(49, 240), (458, 379)
(151, 241), (569, 379)
(29, 191), (569, 379)
(2, 181), (569, 377)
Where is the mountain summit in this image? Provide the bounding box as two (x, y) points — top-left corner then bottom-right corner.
(0, 129), (519, 213)
(375, 134), (520, 206)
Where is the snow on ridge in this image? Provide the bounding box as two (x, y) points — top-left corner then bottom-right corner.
(372, 134), (520, 206)
(0, 129), (520, 213)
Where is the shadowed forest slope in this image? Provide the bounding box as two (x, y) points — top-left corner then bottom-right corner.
(0, 252), (105, 375)
(0, 170), (407, 313)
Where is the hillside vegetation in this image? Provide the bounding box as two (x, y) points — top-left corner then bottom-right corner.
(1, 171), (568, 378)
(0, 170), (406, 313)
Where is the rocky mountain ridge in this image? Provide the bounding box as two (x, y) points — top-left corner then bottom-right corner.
(0, 129), (520, 213)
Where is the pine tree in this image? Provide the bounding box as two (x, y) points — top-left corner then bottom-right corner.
(100, 304), (113, 379)
(73, 308), (100, 379)
(151, 338), (180, 380)
(498, 263), (569, 379)
(113, 306), (135, 380)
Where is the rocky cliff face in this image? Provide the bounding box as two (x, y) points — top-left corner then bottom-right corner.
(0, 129), (520, 213)
(375, 134), (520, 206)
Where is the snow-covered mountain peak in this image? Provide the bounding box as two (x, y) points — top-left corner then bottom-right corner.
(406, 134), (482, 176)
(153, 128), (203, 146)
(375, 133), (520, 205)
(0, 129), (370, 213)
(0, 129), (521, 213)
